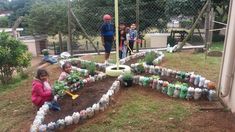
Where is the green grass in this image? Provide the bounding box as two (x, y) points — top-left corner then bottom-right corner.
(210, 41), (224, 51)
(0, 75), (28, 93)
(76, 90), (192, 132)
(162, 52), (221, 83)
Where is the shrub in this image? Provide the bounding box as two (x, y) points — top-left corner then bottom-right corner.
(66, 71), (81, 84)
(180, 19), (192, 29)
(136, 63), (145, 73)
(53, 81), (69, 96)
(80, 61), (87, 69)
(0, 32), (32, 84)
(122, 72), (133, 81)
(87, 62), (96, 76)
(212, 34), (225, 42)
(145, 51), (156, 65)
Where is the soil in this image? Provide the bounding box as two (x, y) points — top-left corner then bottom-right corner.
(207, 51), (223, 57)
(124, 56), (144, 66)
(44, 76), (116, 124)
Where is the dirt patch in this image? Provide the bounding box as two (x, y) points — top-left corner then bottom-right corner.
(207, 51), (223, 57)
(44, 76), (116, 124)
(124, 56), (145, 66)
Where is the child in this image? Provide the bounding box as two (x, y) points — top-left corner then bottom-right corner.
(58, 62), (72, 81)
(100, 14), (115, 64)
(127, 23), (138, 55)
(118, 23), (127, 59)
(31, 69), (53, 108)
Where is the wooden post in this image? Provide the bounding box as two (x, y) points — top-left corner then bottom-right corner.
(176, 0), (209, 51)
(86, 40), (88, 50)
(67, 0), (72, 55)
(97, 41), (99, 51)
(205, 0), (211, 60)
(136, 0), (140, 52)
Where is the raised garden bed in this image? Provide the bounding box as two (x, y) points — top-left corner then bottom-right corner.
(31, 50), (217, 131)
(44, 76), (116, 124)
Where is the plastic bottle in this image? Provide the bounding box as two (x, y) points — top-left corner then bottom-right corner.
(208, 90), (217, 101)
(198, 77), (205, 87)
(162, 81), (169, 94)
(157, 80), (163, 91)
(65, 116), (73, 126)
(167, 84), (175, 96)
(194, 75), (200, 86)
(186, 87), (195, 100)
(194, 88), (202, 100)
(179, 86), (188, 99)
(189, 74), (195, 83)
(72, 112), (80, 124)
(173, 85), (181, 98)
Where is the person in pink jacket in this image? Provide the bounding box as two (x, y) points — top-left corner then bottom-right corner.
(31, 69), (53, 108)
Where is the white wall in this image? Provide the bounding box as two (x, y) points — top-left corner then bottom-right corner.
(219, 0), (235, 113)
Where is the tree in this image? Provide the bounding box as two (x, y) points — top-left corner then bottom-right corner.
(0, 32), (31, 84)
(212, 0), (230, 35)
(72, 0), (168, 36)
(26, 0), (68, 51)
(26, 0), (67, 35)
(0, 16), (9, 27)
(8, 0), (34, 27)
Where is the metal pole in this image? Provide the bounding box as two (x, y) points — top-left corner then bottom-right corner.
(67, 0), (72, 55)
(115, 0), (119, 69)
(136, 0), (140, 52)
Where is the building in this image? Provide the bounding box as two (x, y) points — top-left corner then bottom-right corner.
(19, 35), (48, 57)
(219, 0), (235, 113)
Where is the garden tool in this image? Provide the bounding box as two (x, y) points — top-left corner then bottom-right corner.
(127, 45), (134, 54)
(65, 90), (79, 100)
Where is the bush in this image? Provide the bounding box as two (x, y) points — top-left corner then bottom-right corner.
(136, 63), (145, 73)
(87, 62), (96, 76)
(180, 19), (192, 29)
(145, 51), (156, 65)
(212, 34), (225, 42)
(0, 32), (32, 84)
(122, 72), (133, 81)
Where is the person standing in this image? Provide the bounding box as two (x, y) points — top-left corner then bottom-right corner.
(127, 23), (138, 55)
(100, 14), (115, 64)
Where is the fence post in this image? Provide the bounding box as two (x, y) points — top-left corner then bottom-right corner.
(86, 40), (88, 50)
(97, 41), (99, 51)
(53, 42), (56, 55)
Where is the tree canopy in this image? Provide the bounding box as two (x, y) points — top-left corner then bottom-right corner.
(0, 32), (31, 84)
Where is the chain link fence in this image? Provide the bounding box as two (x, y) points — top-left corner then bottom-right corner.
(67, 0), (208, 53)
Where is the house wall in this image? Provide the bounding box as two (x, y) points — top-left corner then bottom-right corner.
(219, 0), (235, 113)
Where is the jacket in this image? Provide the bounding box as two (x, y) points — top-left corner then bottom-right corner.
(31, 79), (52, 107)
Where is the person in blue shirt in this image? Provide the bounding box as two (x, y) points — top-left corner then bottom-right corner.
(100, 14), (115, 64)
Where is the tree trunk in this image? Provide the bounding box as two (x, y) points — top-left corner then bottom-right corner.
(176, 0), (209, 51)
(58, 31), (63, 52)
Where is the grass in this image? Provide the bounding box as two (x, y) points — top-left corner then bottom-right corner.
(76, 90), (193, 132)
(162, 52), (221, 83)
(210, 41), (224, 51)
(0, 75), (28, 93)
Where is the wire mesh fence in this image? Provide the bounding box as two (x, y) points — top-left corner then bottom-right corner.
(66, 0), (209, 53)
